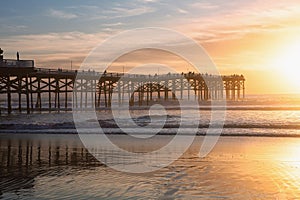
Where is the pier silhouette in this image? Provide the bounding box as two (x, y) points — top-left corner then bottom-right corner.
(0, 52), (245, 114)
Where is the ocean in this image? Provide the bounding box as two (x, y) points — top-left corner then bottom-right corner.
(1, 94), (300, 199)
(1, 94), (300, 136)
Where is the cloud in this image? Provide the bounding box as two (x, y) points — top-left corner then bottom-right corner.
(102, 22), (124, 27)
(0, 31), (110, 68)
(0, 24), (27, 32)
(174, 0), (300, 44)
(189, 2), (219, 10)
(70, 4), (156, 21)
(0, 28), (209, 71)
(177, 8), (188, 14)
(142, 0), (158, 2)
(135, 0), (160, 3)
(48, 9), (78, 19)
(66, 5), (100, 10)
(104, 6), (156, 18)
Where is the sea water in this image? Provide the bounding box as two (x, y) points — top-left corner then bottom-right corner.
(1, 94), (300, 199)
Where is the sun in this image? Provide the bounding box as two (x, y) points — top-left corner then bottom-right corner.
(271, 41), (300, 92)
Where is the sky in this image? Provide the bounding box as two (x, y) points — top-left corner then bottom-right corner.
(1, 0), (300, 94)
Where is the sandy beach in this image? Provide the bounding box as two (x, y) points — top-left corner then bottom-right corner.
(0, 134), (300, 199)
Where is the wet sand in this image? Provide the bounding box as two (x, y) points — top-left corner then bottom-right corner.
(0, 134), (300, 199)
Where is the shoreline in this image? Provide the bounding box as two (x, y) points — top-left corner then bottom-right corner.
(1, 130), (300, 138)
(2, 105), (300, 114)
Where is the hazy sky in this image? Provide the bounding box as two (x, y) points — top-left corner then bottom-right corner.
(1, 0), (300, 93)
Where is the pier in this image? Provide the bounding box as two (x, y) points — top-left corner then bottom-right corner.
(0, 55), (245, 114)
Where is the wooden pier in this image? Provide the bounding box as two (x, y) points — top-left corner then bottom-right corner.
(0, 57), (245, 114)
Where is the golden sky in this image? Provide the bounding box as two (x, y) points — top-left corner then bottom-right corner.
(1, 0), (300, 94)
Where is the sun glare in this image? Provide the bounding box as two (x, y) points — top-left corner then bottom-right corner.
(272, 41), (300, 92)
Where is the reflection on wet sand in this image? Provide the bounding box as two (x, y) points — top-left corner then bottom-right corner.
(1, 134), (300, 199)
(0, 134), (101, 195)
